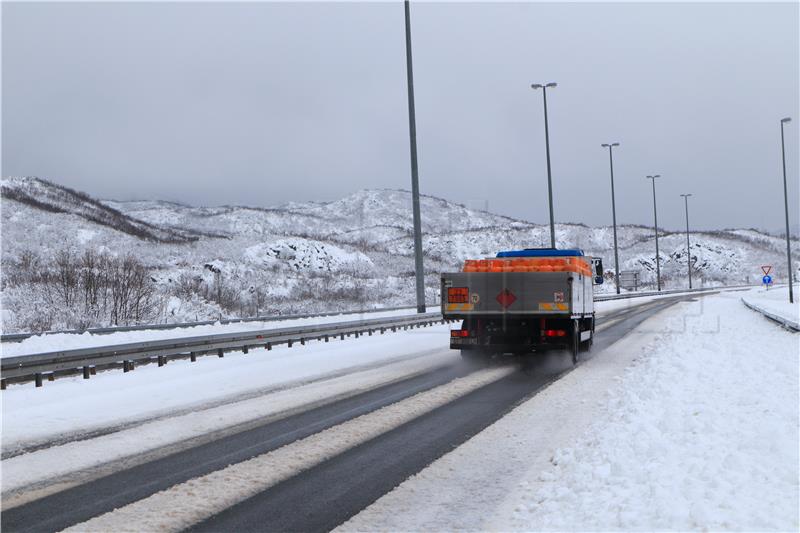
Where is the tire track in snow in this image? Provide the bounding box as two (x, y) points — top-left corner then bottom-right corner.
(2, 347), (448, 460)
(2, 350), (458, 508)
(61, 366), (516, 533)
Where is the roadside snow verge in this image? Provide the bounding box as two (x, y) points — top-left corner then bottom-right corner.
(741, 285), (800, 331)
(341, 291), (799, 532)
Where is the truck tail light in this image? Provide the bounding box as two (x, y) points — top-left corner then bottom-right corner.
(448, 287), (469, 303)
(451, 330), (470, 337)
(543, 329), (566, 337)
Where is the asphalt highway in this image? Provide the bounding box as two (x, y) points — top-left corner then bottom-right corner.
(1, 293), (702, 533)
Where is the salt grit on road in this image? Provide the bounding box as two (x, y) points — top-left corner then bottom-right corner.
(340, 291), (799, 532)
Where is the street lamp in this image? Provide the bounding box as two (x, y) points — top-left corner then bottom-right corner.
(601, 142), (621, 293)
(531, 82), (557, 248)
(646, 175), (662, 291)
(403, 0), (425, 313)
(780, 117), (794, 303)
(680, 193), (693, 289)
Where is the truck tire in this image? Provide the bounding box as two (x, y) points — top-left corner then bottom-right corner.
(581, 318), (593, 352)
(571, 320), (580, 365)
(582, 335), (593, 351)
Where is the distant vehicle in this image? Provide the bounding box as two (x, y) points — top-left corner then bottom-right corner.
(441, 248), (603, 364)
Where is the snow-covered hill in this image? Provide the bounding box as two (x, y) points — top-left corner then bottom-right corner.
(2, 176), (797, 333)
(1, 177), (200, 243)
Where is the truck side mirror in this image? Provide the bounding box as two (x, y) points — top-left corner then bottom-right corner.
(593, 259), (604, 284)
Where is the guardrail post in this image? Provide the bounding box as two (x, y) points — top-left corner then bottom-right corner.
(381, 327), (385, 334)
(266, 343), (272, 351)
(288, 340), (293, 348)
(354, 331), (359, 338)
(1, 379), (6, 390)
(83, 366), (91, 379)
(392, 326), (396, 332)
(190, 352), (197, 362)
(218, 349), (224, 358)
(368, 329), (373, 336)
(124, 361), (130, 372)
(35, 373), (43, 387)
(158, 356), (165, 367)
(300, 338), (305, 345)
(324, 335), (329, 342)
(340, 333), (345, 340)
(242, 346), (249, 354)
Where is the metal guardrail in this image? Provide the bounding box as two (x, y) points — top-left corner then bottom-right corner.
(741, 297), (800, 332)
(1, 312), (449, 388)
(0, 284), (757, 388)
(593, 284), (752, 302)
(0, 304), (429, 344)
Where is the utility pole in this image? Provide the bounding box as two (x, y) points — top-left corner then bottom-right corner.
(404, 0), (425, 313)
(680, 193), (693, 289)
(601, 142), (621, 293)
(531, 82), (557, 248)
(646, 175), (662, 291)
(780, 117), (794, 303)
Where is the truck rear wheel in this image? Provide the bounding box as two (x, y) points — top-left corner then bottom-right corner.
(571, 320), (580, 365)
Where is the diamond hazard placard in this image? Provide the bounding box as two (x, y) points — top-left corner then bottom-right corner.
(496, 289), (517, 309)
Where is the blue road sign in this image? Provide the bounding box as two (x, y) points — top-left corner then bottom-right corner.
(763, 275), (773, 285)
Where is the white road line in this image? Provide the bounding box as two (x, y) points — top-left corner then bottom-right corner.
(62, 365), (516, 533)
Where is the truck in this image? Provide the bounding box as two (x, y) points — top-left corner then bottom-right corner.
(441, 248), (604, 364)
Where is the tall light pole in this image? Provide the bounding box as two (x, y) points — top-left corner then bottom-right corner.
(404, 0), (425, 313)
(601, 142), (621, 293)
(531, 82), (557, 248)
(780, 117), (794, 304)
(680, 193), (693, 289)
(646, 175), (662, 291)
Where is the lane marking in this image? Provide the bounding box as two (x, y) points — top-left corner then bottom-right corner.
(62, 366), (516, 533)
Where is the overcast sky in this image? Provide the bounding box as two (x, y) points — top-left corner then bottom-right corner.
(3, 1), (798, 232)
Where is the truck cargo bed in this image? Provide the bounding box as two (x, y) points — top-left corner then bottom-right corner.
(441, 271), (593, 319)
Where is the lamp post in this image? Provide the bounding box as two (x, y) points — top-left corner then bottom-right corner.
(780, 117), (794, 303)
(403, 0), (425, 313)
(531, 82), (557, 248)
(601, 142), (621, 293)
(646, 175), (662, 291)
(680, 193), (693, 289)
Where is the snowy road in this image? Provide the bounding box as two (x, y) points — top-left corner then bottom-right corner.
(0, 294), (697, 532)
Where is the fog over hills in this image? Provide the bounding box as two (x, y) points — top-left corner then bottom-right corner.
(2, 176), (797, 333)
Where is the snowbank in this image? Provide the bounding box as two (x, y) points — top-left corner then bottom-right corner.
(1, 325), (453, 456)
(0, 307), (419, 358)
(741, 284), (800, 330)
